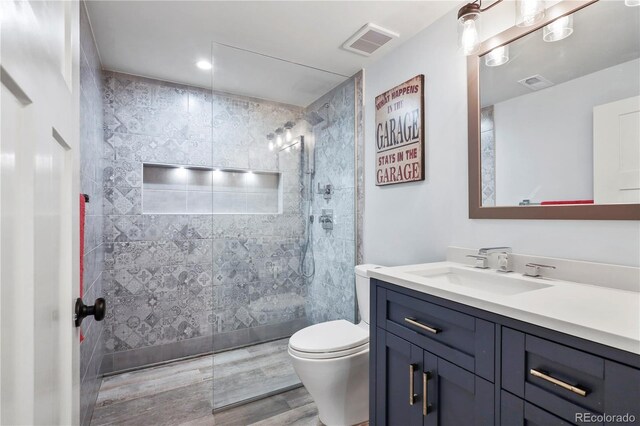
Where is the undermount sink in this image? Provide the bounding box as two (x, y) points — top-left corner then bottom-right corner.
(406, 266), (552, 296)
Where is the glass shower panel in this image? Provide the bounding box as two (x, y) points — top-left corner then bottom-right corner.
(208, 41), (358, 413)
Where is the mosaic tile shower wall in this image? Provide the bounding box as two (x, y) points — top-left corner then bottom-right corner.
(101, 71), (308, 372)
(306, 78), (357, 324)
(79, 3), (106, 424)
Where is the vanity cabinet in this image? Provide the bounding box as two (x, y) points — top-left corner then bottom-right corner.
(376, 329), (494, 426)
(371, 280), (640, 426)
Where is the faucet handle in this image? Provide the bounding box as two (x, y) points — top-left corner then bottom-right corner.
(466, 254), (489, 269)
(524, 263), (556, 278)
(496, 252), (513, 273)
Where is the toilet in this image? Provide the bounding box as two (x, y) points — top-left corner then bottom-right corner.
(288, 264), (381, 426)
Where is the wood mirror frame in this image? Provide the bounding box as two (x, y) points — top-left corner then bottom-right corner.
(467, 0), (640, 220)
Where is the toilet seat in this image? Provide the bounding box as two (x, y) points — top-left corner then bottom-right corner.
(289, 320), (369, 360)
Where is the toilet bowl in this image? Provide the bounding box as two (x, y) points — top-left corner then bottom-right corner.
(288, 264), (381, 426)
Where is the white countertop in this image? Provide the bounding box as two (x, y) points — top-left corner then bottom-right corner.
(370, 261), (640, 355)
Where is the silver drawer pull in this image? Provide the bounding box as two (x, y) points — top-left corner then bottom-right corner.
(404, 317), (440, 334)
(530, 369), (588, 397)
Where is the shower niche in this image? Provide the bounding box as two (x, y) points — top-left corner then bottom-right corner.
(142, 163), (282, 215)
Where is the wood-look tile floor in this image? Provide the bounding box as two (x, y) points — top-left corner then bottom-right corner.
(91, 338), (318, 426)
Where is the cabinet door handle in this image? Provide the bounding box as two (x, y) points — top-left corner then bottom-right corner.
(530, 369), (588, 397)
(422, 371), (431, 416)
(405, 317), (440, 334)
(409, 364), (418, 405)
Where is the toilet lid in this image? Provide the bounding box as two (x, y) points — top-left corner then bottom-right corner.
(289, 320), (369, 353)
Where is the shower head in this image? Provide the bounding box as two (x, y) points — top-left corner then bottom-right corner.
(304, 110), (324, 127)
(304, 103), (330, 127)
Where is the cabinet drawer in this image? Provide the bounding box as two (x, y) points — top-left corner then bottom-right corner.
(502, 328), (640, 425)
(378, 288), (494, 381)
(501, 391), (574, 426)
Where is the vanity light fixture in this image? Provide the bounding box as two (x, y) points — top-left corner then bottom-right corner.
(458, 2), (482, 56)
(275, 128), (284, 147)
(625, 0), (640, 6)
(458, 0), (504, 56)
(543, 15), (573, 42)
(284, 121), (295, 142)
(267, 133), (275, 151)
(195, 60), (212, 70)
(515, 0), (546, 27)
(485, 45), (509, 66)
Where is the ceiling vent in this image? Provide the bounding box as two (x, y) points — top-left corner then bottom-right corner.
(518, 74), (554, 91)
(342, 23), (399, 57)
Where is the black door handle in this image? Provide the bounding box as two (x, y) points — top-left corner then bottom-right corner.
(75, 297), (106, 327)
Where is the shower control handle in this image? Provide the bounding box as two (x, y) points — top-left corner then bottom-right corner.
(320, 209), (333, 230)
(75, 297), (106, 327)
(317, 183), (333, 200)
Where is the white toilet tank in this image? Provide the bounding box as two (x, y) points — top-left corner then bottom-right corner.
(354, 264), (382, 325)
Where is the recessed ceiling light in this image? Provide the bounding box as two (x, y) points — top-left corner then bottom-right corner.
(196, 60), (212, 70)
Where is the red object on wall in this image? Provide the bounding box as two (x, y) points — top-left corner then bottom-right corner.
(540, 200), (594, 205)
(79, 194), (86, 343)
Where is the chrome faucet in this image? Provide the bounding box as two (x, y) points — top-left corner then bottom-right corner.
(524, 263), (556, 278)
(477, 247), (513, 273)
(478, 247), (512, 255)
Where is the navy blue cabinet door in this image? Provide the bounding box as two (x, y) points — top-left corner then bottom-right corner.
(376, 329), (423, 426)
(377, 328), (495, 426)
(424, 353), (494, 426)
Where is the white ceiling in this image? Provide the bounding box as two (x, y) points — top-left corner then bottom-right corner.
(480, 1), (640, 107)
(86, 0), (457, 107)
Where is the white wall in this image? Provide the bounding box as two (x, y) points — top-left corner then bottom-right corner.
(363, 5), (640, 268)
(493, 59), (640, 206)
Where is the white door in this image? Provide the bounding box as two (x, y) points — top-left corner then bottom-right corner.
(1, 1), (80, 425)
(593, 96), (640, 204)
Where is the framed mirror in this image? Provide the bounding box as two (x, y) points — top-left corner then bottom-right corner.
(468, 0), (640, 219)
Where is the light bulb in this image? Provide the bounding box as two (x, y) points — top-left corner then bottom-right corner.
(460, 18), (480, 56)
(516, 0), (545, 27)
(285, 128), (292, 142)
(268, 141), (274, 151)
(543, 15), (573, 42)
(626, 0), (640, 6)
(275, 128), (284, 146)
(196, 60), (212, 70)
(485, 45), (509, 67)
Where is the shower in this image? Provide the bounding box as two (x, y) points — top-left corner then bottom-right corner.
(299, 102), (330, 281)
